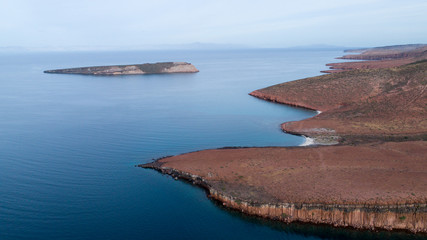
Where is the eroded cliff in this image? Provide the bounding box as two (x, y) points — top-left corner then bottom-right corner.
(140, 141), (427, 233)
(142, 156), (427, 233)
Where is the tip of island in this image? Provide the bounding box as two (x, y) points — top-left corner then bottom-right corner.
(141, 44), (427, 233)
(44, 62), (199, 75)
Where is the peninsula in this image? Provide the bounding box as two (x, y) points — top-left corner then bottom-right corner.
(322, 44), (427, 73)
(141, 44), (427, 233)
(44, 62), (199, 75)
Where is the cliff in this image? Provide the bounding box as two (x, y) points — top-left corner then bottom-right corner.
(140, 141), (427, 232)
(44, 62), (199, 75)
(141, 45), (427, 233)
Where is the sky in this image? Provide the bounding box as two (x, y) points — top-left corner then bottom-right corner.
(1, 0), (426, 50)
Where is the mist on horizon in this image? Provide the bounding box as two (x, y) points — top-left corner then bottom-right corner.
(1, 0), (426, 51)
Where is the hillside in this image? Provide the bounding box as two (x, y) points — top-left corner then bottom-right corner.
(251, 59), (427, 143)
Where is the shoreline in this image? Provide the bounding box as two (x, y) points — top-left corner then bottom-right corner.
(141, 44), (427, 233)
(250, 90), (340, 145)
(298, 112), (319, 147)
(142, 161), (427, 233)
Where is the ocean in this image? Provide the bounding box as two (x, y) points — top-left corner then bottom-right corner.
(0, 49), (421, 239)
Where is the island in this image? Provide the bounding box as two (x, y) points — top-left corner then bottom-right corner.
(140, 44), (427, 233)
(44, 62), (199, 75)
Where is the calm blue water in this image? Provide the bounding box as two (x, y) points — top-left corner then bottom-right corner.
(0, 49), (422, 240)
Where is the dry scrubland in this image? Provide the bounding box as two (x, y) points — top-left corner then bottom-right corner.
(251, 59), (427, 144)
(142, 44), (427, 232)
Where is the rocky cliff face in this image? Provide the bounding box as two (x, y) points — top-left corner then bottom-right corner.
(142, 165), (427, 233)
(44, 62), (199, 75)
(211, 190), (427, 233)
(138, 45), (427, 235)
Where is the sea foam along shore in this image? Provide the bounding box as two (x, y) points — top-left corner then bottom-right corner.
(299, 111), (322, 146)
(299, 136), (315, 146)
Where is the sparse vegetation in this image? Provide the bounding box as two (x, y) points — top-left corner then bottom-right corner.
(146, 45), (427, 233)
(254, 59), (427, 142)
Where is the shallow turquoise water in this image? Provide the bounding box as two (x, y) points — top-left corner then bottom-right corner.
(0, 49), (423, 239)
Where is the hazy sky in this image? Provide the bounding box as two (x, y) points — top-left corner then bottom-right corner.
(1, 0), (426, 50)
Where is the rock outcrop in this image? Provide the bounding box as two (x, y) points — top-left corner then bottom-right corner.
(44, 62), (199, 75)
(141, 146), (427, 233)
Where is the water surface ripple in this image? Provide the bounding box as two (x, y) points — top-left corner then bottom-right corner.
(0, 49), (421, 239)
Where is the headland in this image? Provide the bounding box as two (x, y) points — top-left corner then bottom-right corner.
(322, 44), (427, 73)
(44, 62), (199, 75)
(141, 44), (427, 233)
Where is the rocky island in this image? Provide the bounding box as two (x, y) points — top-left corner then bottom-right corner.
(141, 44), (427, 233)
(44, 62), (199, 75)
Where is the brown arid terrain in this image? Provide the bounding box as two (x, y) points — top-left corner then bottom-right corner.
(141, 44), (427, 233)
(145, 142), (427, 205)
(250, 47), (427, 144)
(340, 44), (427, 60)
(322, 44), (427, 73)
(142, 141), (427, 232)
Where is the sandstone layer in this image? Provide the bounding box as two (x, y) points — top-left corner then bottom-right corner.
(44, 62), (199, 75)
(141, 141), (427, 232)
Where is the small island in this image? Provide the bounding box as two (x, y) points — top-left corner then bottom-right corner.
(44, 62), (199, 75)
(141, 44), (427, 233)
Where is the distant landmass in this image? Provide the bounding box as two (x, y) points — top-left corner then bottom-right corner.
(44, 62), (199, 75)
(284, 44), (348, 50)
(1, 43), (348, 52)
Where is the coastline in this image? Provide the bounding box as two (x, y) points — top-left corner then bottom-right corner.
(250, 60), (427, 143)
(250, 90), (341, 145)
(141, 141), (427, 233)
(141, 44), (427, 233)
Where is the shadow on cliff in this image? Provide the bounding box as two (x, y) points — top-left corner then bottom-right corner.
(211, 199), (426, 240)
(150, 169), (425, 240)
